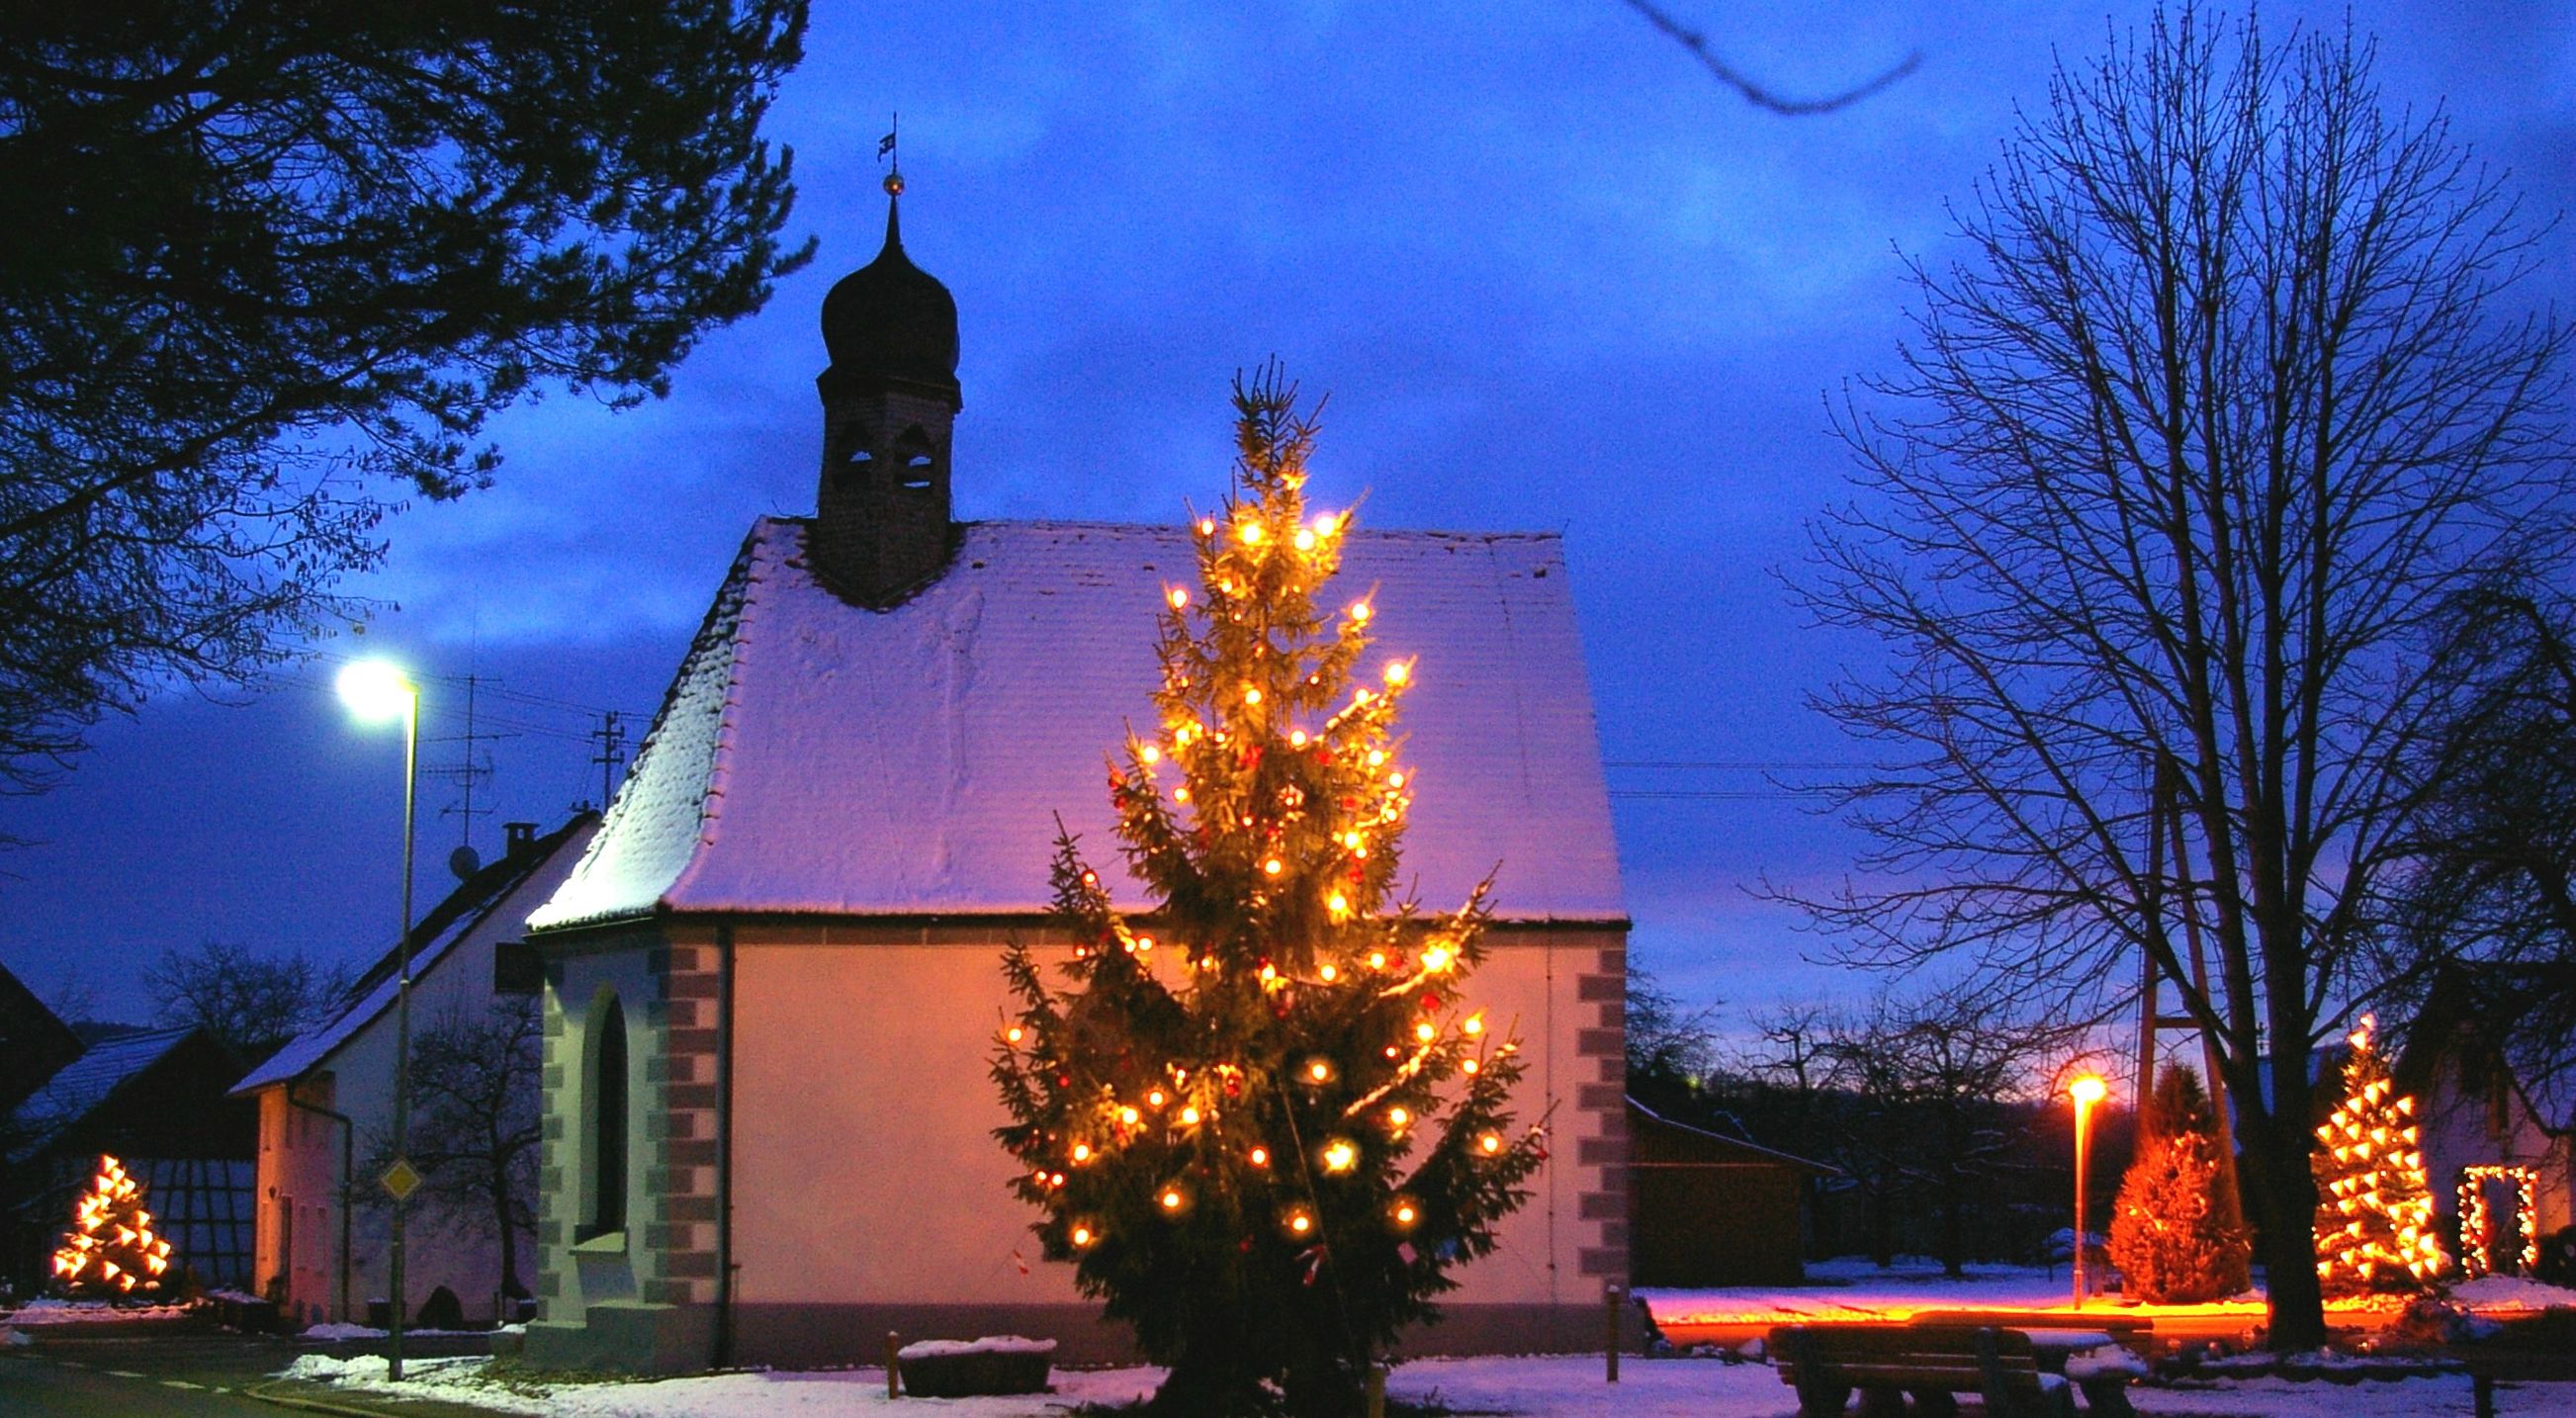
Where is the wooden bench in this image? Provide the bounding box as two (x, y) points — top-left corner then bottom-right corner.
(1769, 1324), (2076, 1418)
(1906, 1309), (2155, 1355)
(1906, 1312), (2150, 1416)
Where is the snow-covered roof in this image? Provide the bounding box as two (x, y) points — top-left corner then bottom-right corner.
(234, 818), (597, 1095)
(6, 1026), (198, 1160)
(531, 517), (1626, 931)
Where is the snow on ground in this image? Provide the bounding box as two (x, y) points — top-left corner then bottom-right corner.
(0, 1297), (195, 1325)
(2448, 1274), (2576, 1313)
(274, 1352), (2504, 1417)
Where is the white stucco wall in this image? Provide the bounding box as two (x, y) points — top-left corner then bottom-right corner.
(727, 929), (1620, 1314)
(2420, 1055), (2574, 1245)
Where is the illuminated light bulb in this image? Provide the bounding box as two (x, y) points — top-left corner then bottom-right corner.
(1479, 1132), (1503, 1154)
(1394, 1202), (1418, 1226)
(1241, 521), (1264, 545)
(1199, 516), (1217, 537)
(1119, 1107), (1141, 1126)
(1136, 935), (1154, 951)
(1462, 1058), (1480, 1075)
(1421, 946), (1452, 971)
(1323, 1140), (1357, 1173)
(1319, 963), (1339, 982)
(1385, 1045), (1401, 1059)
(1315, 512), (1342, 536)
(1180, 1106), (1201, 1125)
(1369, 951), (1386, 969)
(1072, 1142), (1093, 1163)
(1245, 685), (1263, 705)
(1174, 787), (1190, 802)
(1289, 730), (1308, 747)
(1141, 744), (1160, 764)
(1350, 601), (1373, 623)
(1289, 1212), (1313, 1235)
(1415, 1021), (1438, 1043)
(1249, 1146), (1271, 1167)
(1161, 1188), (1186, 1211)
(1368, 750), (1386, 767)
(1463, 1015), (1484, 1036)
(1308, 1060), (1332, 1083)
(1007, 1025), (1025, 1043)
(1328, 892), (1349, 914)
(1294, 528), (1316, 552)
(1049, 1173), (1067, 1188)
(1261, 963), (1278, 982)
(1264, 857), (1283, 876)
(1384, 661), (1410, 686)
(1072, 1224), (1096, 1247)
(1169, 586), (1190, 609)
(1387, 1108), (1410, 1127)
(1388, 772), (1405, 788)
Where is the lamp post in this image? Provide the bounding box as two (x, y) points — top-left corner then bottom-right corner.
(339, 661), (419, 1381)
(2069, 1074), (2107, 1311)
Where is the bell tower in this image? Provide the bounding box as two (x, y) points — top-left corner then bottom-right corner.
(812, 173), (962, 606)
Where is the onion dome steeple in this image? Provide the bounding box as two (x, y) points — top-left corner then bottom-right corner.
(812, 171), (962, 608)
(820, 176), (961, 408)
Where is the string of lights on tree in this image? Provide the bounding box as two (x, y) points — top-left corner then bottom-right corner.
(51, 1156), (173, 1298)
(991, 367), (1543, 1415)
(2310, 1017), (2446, 1294)
(2456, 1164), (2540, 1279)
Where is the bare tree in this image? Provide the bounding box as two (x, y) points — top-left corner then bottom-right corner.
(1792, 5), (2569, 1346)
(146, 940), (352, 1066)
(374, 999), (542, 1308)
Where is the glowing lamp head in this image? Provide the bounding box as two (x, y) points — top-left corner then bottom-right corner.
(2070, 1075), (2108, 1108)
(336, 661), (415, 724)
(1322, 1139), (1357, 1173)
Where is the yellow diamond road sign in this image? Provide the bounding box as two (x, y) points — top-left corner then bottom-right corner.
(381, 1158), (422, 1202)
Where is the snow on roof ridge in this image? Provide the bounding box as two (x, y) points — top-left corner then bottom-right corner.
(529, 513), (1625, 928)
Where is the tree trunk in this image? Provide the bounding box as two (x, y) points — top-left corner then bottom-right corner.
(2236, 1108), (2328, 1348)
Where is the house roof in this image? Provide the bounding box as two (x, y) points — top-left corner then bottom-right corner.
(1626, 1096), (1839, 1175)
(2396, 964), (2576, 1135)
(530, 517), (1627, 931)
(5, 1025), (199, 1162)
(233, 816), (597, 1095)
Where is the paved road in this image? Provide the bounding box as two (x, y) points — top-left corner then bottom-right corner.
(0, 1327), (502, 1417)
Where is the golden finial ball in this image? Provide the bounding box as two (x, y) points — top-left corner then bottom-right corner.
(884, 172), (906, 197)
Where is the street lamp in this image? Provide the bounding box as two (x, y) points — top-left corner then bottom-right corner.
(2069, 1074), (2108, 1310)
(338, 661), (419, 1381)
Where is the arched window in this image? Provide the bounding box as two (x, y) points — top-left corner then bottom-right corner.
(833, 425), (877, 488)
(581, 995), (628, 1240)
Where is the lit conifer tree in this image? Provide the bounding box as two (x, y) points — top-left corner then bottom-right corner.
(2311, 1017), (2445, 1294)
(51, 1156), (173, 1300)
(993, 368), (1544, 1416)
(2107, 1066), (2250, 1303)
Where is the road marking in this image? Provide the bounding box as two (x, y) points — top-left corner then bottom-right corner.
(163, 1378), (206, 1389)
(106, 1368), (145, 1377)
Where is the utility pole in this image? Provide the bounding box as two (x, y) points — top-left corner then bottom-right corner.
(587, 710), (628, 810)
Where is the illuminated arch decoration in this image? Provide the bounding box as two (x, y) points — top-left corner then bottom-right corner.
(2457, 1164), (2540, 1279)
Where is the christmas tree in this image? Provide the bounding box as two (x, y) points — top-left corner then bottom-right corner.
(50, 1155), (174, 1299)
(2312, 1016), (2445, 1294)
(2107, 1066), (2250, 1303)
(993, 369), (1544, 1416)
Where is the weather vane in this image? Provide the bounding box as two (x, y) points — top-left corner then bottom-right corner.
(879, 113), (902, 197)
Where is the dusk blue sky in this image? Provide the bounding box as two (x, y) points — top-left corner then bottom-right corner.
(4, 1), (2571, 1030)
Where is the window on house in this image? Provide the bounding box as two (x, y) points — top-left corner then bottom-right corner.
(581, 995), (629, 1240)
(834, 426), (877, 487)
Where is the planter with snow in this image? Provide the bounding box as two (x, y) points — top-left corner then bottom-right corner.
(896, 1335), (1056, 1396)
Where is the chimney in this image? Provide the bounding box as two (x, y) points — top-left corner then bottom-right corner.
(504, 822), (538, 860)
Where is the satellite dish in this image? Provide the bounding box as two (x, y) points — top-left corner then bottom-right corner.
(448, 844), (483, 880)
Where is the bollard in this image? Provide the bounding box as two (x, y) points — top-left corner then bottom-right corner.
(1605, 1284), (1622, 1383)
(1366, 1362), (1386, 1418)
(886, 1330), (901, 1400)
(2474, 1373), (2496, 1418)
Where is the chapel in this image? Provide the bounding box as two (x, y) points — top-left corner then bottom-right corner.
(519, 184), (1632, 1373)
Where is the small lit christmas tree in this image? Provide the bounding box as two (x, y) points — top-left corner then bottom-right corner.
(2312, 1016), (2445, 1295)
(51, 1155), (173, 1300)
(2107, 1065), (2250, 1303)
(993, 369), (1544, 1416)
